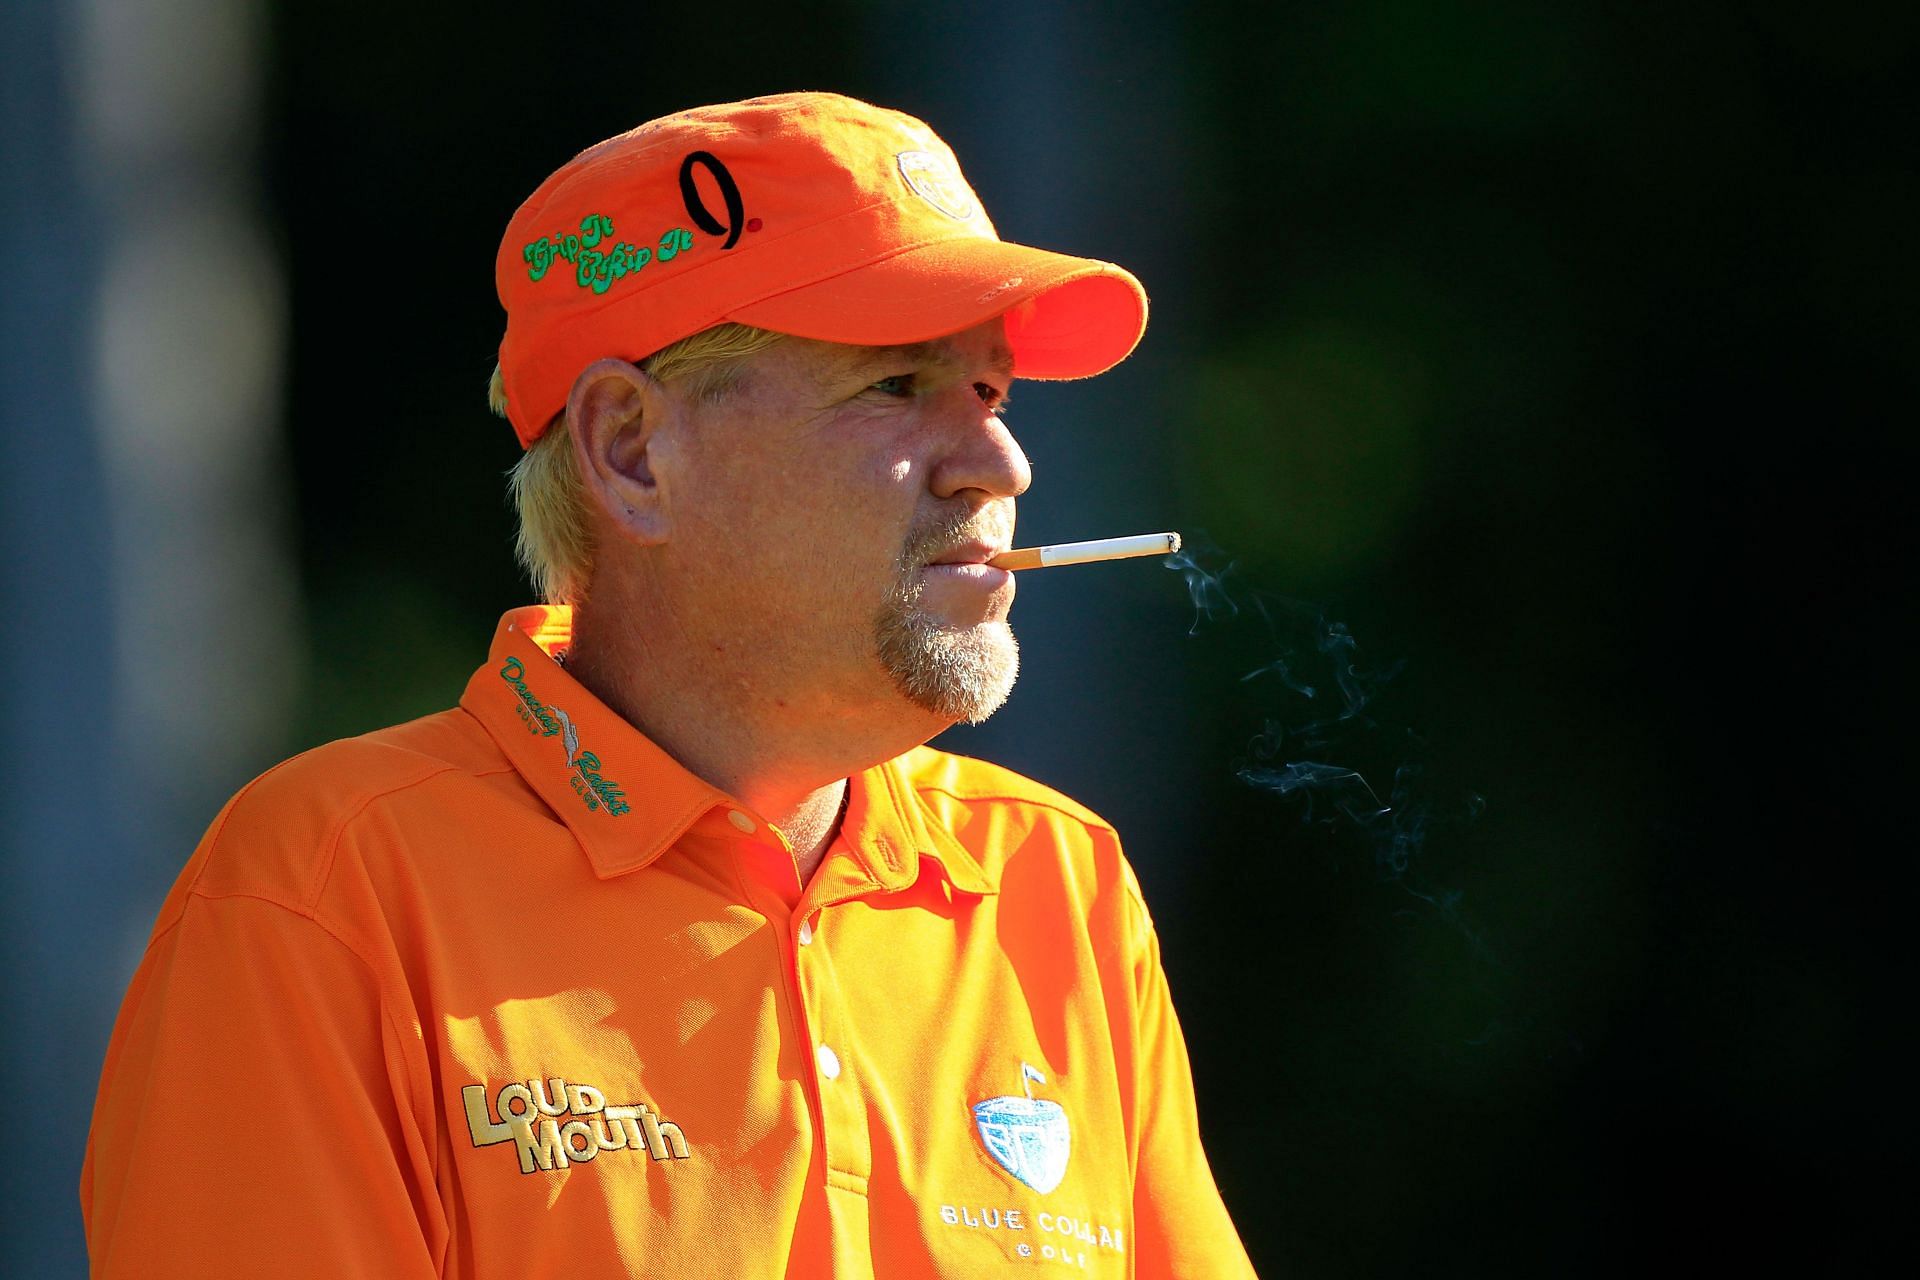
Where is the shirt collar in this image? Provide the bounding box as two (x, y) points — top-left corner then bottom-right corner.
(461, 606), (727, 879)
(840, 752), (997, 897)
(461, 606), (997, 896)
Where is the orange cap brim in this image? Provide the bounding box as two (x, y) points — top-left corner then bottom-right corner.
(723, 238), (1148, 380)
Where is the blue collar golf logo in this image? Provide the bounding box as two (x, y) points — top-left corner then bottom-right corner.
(972, 1062), (1069, 1194)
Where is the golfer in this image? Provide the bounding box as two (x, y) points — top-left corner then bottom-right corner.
(82, 92), (1255, 1278)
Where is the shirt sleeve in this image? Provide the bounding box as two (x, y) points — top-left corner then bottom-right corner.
(81, 891), (443, 1279)
(1127, 893), (1261, 1278)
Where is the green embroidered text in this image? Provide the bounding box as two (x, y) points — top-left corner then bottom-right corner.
(499, 656), (562, 737)
(568, 751), (631, 816)
(523, 216), (698, 295)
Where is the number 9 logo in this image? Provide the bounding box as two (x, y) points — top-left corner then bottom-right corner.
(678, 151), (746, 250)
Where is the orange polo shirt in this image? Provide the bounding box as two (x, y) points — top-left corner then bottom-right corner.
(82, 606), (1255, 1278)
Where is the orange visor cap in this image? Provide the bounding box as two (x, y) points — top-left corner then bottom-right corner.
(494, 91), (1149, 448)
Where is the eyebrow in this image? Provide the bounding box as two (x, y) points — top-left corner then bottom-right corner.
(839, 339), (1017, 380)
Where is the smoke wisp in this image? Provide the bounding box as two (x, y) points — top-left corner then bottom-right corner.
(1166, 540), (1489, 957)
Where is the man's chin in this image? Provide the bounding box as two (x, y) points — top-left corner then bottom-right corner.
(876, 616), (1020, 726)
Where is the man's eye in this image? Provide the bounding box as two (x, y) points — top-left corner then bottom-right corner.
(976, 381), (1012, 417)
(868, 374), (916, 397)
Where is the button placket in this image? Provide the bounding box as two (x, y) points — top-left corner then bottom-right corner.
(795, 916), (836, 1085)
(791, 904), (870, 1189)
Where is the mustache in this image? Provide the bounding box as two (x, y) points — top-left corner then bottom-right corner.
(901, 504), (1014, 569)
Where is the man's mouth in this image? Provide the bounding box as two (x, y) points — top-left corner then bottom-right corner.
(926, 540), (1010, 568)
(919, 539), (1015, 595)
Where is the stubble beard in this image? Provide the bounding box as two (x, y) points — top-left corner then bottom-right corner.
(873, 516), (1020, 725)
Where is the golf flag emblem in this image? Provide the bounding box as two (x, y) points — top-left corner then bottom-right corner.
(972, 1062), (1070, 1194)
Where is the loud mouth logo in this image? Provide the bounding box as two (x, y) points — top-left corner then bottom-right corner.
(462, 1076), (690, 1174)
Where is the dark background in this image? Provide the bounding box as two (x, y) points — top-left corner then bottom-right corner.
(7, 1), (1914, 1273)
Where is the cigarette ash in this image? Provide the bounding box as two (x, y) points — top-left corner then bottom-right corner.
(1165, 540), (1489, 958)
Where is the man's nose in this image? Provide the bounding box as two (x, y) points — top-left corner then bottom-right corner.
(930, 400), (1032, 502)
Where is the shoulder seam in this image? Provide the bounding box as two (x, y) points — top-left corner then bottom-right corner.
(192, 742), (521, 916)
(183, 750), (320, 901)
(300, 760), (477, 910)
(911, 783), (1117, 836)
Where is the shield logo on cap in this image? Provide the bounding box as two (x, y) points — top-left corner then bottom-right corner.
(972, 1063), (1070, 1194)
(896, 150), (976, 221)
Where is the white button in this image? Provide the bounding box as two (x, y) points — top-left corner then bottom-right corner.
(816, 1043), (841, 1080)
(726, 810), (755, 833)
(797, 918), (814, 946)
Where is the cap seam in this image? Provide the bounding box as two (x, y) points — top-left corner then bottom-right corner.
(619, 223), (995, 351)
(722, 232), (1052, 320)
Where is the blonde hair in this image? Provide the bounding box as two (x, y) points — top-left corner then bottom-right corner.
(492, 324), (785, 605)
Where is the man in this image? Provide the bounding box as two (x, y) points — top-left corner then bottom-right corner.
(82, 92), (1255, 1278)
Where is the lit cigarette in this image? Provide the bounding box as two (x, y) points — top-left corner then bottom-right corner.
(988, 532), (1183, 571)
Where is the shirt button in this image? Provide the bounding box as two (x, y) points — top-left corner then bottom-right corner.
(816, 1043), (841, 1080)
(726, 810), (756, 833)
(797, 918), (814, 946)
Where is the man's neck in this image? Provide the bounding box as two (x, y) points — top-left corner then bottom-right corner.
(562, 593), (936, 886)
(780, 781), (851, 884)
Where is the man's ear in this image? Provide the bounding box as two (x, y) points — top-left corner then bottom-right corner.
(566, 358), (681, 546)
